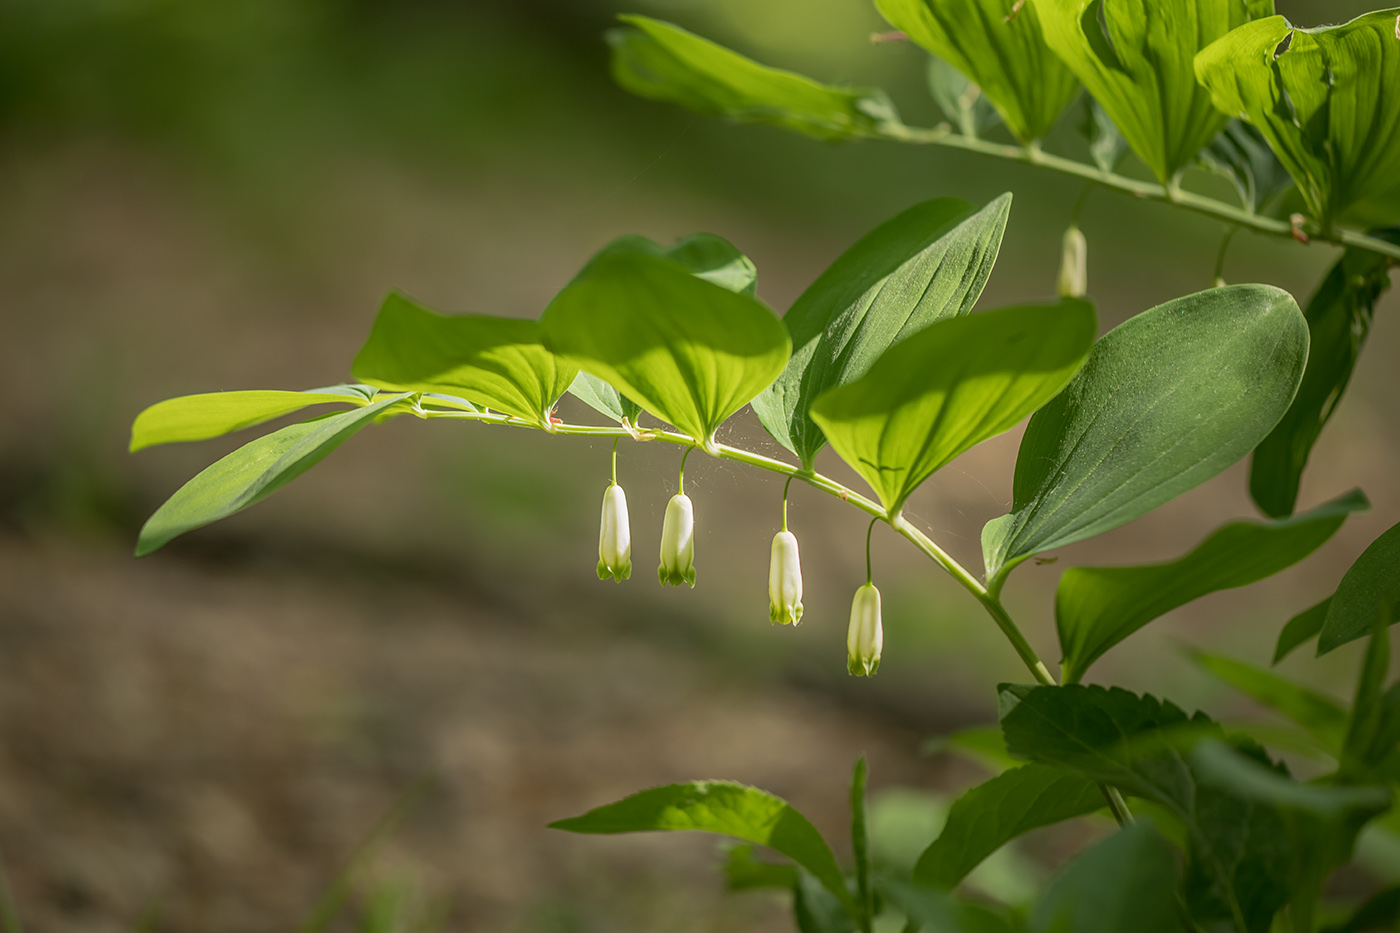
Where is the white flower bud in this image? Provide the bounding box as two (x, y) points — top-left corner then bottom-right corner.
(658, 493), (696, 587)
(768, 530), (804, 626)
(846, 582), (882, 677)
(597, 483), (631, 582)
(1057, 225), (1088, 299)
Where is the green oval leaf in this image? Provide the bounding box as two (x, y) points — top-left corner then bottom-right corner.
(135, 392), (408, 557)
(549, 781), (855, 917)
(876, 0), (1080, 144)
(1056, 489), (1367, 683)
(607, 15), (896, 141)
(129, 389), (367, 452)
(912, 764), (1103, 889)
(1318, 519), (1400, 656)
(983, 284), (1309, 582)
(351, 292), (577, 429)
(1196, 10), (1400, 225)
(541, 252), (791, 447)
(752, 195), (1011, 468)
(811, 301), (1094, 517)
(1034, 0), (1274, 183)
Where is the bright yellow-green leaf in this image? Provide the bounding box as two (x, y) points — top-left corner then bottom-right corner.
(1033, 0), (1275, 182)
(810, 301), (1095, 517)
(129, 389), (368, 452)
(877, 0), (1080, 143)
(1196, 10), (1400, 225)
(351, 292), (577, 429)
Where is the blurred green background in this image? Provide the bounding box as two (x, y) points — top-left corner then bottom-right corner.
(1, 0), (1396, 929)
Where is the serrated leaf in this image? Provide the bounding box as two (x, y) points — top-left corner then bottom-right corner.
(1186, 650), (1348, 754)
(811, 301), (1094, 516)
(913, 764), (1103, 888)
(1251, 247), (1392, 518)
(1033, 0), (1275, 183)
(982, 284), (1308, 582)
(130, 389), (367, 452)
(607, 15), (896, 142)
(1196, 10), (1400, 225)
(1198, 119), (1294, 214)
(876, 0), (1080, 143)
(1056, 490), (1366, 682)
(351, 292), (576, 429)
(1029, 821), (1182, 933)
(549, 781), (855, 916)
(1319, 519), (1400, 655)
(751, 196), (1011, 468)
(541, 252), (790, 447)
(135, 393), (407, 557)
(926, 56), (1001, 138)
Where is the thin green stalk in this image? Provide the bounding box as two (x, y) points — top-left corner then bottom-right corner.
(610, 436), (618, 485)
(781, 474), (793, 532)
(877, 123), (1400, 262)
(864, 517), (877, 585)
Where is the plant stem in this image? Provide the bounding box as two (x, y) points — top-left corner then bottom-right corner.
(781, 474), (793, 532)
(877, 123), (1400, 262)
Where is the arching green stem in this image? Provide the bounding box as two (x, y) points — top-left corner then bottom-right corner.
(865, 517), (877, 585)
(781, 474), (793, 532)
(610, 436), (618, 486)
(678, 445), (693, 495)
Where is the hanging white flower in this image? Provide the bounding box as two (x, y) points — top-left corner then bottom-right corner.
(768, 530), (804, 625)
(597, 483), (631, 582)
(846, 582), (882, 676)
(658, 493), (696, 587)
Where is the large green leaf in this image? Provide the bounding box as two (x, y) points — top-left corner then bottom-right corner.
(913, 764), (1103, 889)
(1029, 821), (1182, 933)
(606, 15), (896, 142)
(1186, 650), (1348, 754)
(351, 292), (576, 429)
(875, 0), (1080, 143)
(982, 284), (1308, 582)
(1056, 490), (1367, 682)
(1250, 247), (1392, 518)
(129, 389), (368, 452)
(811, 301), (1095, 517)
(1195, 10), (1400, 225)
(565, 232), (758, 426)
(751, 195), (1012, 467)
(1319, 519), (1400, 655)
(549, 781), (855, 916)
(135, 393), (408, 557)
(1032, 0), (1273, 183)
(541, 252), (790, 447)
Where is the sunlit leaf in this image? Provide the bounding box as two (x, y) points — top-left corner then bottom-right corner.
(1029, 821), (1181, 933)
(607, 15), (896, 141)
(351, 292), (576, 429)
(1319, 519), (1400, 655)
(876, 0), (1080, 143)
(811, 301), (1095, 516)
(982, 284), (1308, 582)
(130, 389), (367, 452)
(1056, 490), (1366, 682)
(550, 781), (855, 916)
(541, 252), (790, 446)
(752, 195), (1011, 467)
(135, 393), (408, 557)
(1251, 246), (1393, 518)
(1196, 10), (1400, 225)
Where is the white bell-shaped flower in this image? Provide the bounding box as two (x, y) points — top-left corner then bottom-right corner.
(768, 530), (803, 625)
(846, 582), (882, 677)
(658, 493), (696, 587)
(1057, 225), (1088, 299)
(597, 483), (631, 582)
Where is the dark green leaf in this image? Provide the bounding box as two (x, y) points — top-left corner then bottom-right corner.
(541, 252), (790, 447)
(1320, 884), (1400, 933)
(351, 292), (577, 429)
(723, 844), (799, 891)
(607, 15), (896, 142)
(1196, 10), (1400, 225)
(1275, 597), (1331, 664)
(751, 195), (1011, 468)
(1319, 519), (1400, 655)
(811, 301), (1094, 516)
(876, 0), (1080, 143)
(850, 757), (872, 930)
(1029, 822), (1183, 933)
(913, 764), (1103, 888)
(130, 389), (366, 452)
(1186, 650), (1348, 753)
(926, 56), (1001, 138)
(1035, 0), (1273, 183)
(794, 871), (857, 933)
(983, 284), (1308, 582)
(1190, 740), (1390, 817)
(880, 878), (1024, 933)
(135, 393), (407, 557)
(1078, 98), (1127, 173)
(1250, 248), (1392, 518)
(1198, 119), (1295, 214)
(1056, 490), (1367, 682)
(549, 781), (854, 915)
(1342, 621), (1395, 780)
